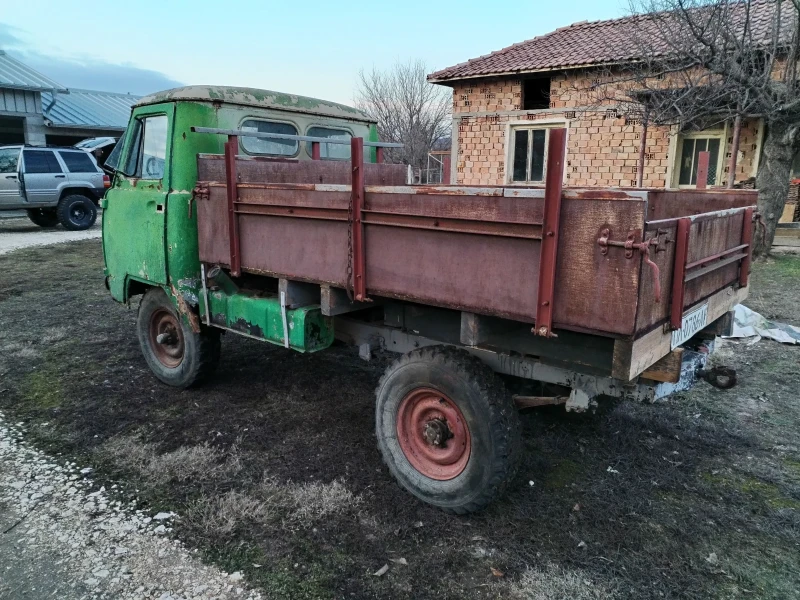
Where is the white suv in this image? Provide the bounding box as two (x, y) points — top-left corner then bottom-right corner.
(0, 145), (109, 230)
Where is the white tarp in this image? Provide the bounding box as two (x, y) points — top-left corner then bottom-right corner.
(725, 304), (800, 344)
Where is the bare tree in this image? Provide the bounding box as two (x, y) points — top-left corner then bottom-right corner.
(354, 60), (451, 171)
(585, 0), (800, 256)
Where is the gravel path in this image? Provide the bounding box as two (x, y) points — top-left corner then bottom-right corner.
(0, 413), (264, 600)
(0, 216), (102, 256)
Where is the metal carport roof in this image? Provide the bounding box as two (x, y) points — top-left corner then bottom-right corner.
(0, 50), (66, 91)
(41, 89), (140, 130)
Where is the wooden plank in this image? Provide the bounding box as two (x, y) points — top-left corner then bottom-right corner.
(279, 279), (321, 309)
(320, 285), (374, 316)
(699, 310), (734, 337)
(460, 312), (484, 346)
(641, 348), (684, 383)
(613, 284), (748, 381)
(459, 312), (520, 346)
(513, 395), (568, 409)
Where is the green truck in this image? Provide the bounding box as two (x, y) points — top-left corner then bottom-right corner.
(103, 85), (754, 513)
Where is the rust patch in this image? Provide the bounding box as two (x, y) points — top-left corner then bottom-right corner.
(231, 317), (264, 338)
(171, 285), (201, 333)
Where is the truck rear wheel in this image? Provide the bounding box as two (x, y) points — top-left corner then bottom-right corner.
(375, 346), (521, 514)
(137, 288), (221, 388)
(57, 194), (97, 231)
(27, 208), (59, 228)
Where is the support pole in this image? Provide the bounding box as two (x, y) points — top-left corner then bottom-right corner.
(696, 151), (710, 190)
(224, 135), (241, 277)
(727, 114), (742, 189)
(533, 127), (566, 338)
(670, 217), (691, 330)
(739, 207), (754, 287)
(350, 137), (368, 301)
(311, 141), (321, 160)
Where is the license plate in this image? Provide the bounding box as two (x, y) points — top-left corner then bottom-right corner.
(671, 303), (709, 349)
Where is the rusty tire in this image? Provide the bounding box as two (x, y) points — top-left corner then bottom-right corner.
(375, 346), (521, 514)
(136, 288), (220, 388)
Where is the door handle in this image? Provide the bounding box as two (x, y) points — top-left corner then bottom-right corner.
(5, 175), (17, 180)
(54, 175), (66, 179)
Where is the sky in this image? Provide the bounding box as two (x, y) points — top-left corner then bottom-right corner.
(1, 0), (627, 103)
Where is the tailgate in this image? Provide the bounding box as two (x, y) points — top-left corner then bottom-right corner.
(613, 205), (756, 381)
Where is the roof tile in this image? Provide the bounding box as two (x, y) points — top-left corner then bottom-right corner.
(429, 0), (784, 82)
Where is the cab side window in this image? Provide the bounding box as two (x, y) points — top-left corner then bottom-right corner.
(240, 119), (298, 157)
(123, 115), (168, 179)
(306, 126), (352, 160)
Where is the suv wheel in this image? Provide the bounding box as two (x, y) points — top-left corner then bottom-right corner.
(57, 194), (97, 231)
(27, 208), (60, 228)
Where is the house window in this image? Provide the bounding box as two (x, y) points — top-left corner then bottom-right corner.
(511, 127), (549, 182)
(522, 77), (550, 110)
(676, 135), (722, 186)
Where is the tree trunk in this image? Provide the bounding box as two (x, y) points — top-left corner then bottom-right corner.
(754, 122), (799, 257)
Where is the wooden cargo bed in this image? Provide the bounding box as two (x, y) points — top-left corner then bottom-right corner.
(194, 130), (757, 381)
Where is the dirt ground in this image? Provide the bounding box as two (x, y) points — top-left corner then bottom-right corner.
(0, 239), (798, 600)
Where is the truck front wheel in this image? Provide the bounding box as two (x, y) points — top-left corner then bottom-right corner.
(375, 346), (522, 514)
(136, 288), (221, 388)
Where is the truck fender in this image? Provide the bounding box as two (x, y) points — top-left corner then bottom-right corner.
(170, 284), (202, 334)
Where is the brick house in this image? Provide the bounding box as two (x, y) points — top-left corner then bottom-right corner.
(427, 10), (780, 193)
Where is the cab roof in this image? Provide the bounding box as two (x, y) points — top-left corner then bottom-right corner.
(135, 85), (375, 123)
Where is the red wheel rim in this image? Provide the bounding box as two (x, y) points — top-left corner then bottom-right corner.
(148, 308), (184, 368)
(396, 387), (471, 480)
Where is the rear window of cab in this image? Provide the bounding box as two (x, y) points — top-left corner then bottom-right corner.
(240, 119), (298, 157)
(240, 119), (353, 160)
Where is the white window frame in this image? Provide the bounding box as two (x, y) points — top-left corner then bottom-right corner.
(505, 120), (568, 185)
(672, 128), (727, 188)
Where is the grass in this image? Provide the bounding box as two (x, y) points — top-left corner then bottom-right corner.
(0, 238), (798, 599)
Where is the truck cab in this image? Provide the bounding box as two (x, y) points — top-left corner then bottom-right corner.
(102, 85), (378, 309)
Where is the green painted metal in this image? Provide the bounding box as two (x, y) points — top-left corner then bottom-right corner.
(208, 291), (333, 352)
(102, 102), (175, 300)
(102, 86), (377, 353)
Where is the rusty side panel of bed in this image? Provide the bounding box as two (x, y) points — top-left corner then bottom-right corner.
(196, 156), (648, 335)
(646, 189), (757, 220)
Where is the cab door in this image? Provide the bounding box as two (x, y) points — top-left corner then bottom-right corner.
(0, 147), (23, 207)
(103, 103), (174, 300)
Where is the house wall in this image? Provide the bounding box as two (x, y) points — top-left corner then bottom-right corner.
(448, 73), (762, 189)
